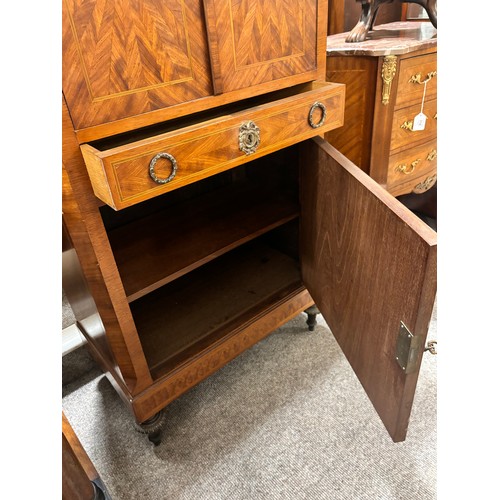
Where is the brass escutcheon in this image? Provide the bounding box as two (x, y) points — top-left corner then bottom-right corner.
(239, 121), (260, 155)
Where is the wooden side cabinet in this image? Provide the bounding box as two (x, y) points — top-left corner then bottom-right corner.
(63, 2), (436, 446)
(325, 21), (437, 197)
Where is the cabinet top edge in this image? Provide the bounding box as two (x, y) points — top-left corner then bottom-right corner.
(327, 21), (437, 57)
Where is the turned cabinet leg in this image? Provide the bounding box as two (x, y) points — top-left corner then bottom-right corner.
(305, 305), (320, 332)
(134, 410), (166, 446)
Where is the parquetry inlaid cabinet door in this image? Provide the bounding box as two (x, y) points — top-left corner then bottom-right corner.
(63, 0), (325, 136)
(204, 0), (320, 94)
(62, 0), (213, 130)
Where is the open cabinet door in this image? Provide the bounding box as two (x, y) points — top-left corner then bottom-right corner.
(300, 137), (437, 442)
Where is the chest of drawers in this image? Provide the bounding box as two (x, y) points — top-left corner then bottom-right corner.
(325, 21), (437, 197)
(62, 3), (436, 445)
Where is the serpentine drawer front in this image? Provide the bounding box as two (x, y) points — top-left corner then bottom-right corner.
(394, 52), (437, 109)
(390, 99), (437, 152)
(80, 82), (345, 210)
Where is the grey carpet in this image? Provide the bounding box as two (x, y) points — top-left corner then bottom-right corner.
(62, 305), (437, 500)
(62, 289), (76, 329)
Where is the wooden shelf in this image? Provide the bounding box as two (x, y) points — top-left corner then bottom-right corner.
(107, 182), (299, 302)
(130, 240), (302, 380)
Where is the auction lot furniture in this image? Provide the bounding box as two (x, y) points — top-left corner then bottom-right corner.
(325, 21), (437, 197)
(63, 1), (436, 445)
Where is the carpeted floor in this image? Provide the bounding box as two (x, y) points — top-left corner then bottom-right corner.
(62, 303), (437, 500)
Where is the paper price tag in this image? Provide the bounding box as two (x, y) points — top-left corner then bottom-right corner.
(413, 112), (427, 131)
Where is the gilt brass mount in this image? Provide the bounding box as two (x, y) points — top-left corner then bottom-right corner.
(426, 149), (437, 161)
(381, 55), (397, 105)
(409, 71), (437, 85)
(413, 174), (437, 194)
(401, 120), (414, 131)
(395, 159), (420, 175)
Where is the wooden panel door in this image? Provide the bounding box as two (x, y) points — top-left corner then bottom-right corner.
(63, 0), (213, 130)
(300, 137), (436, 442)
(204, 0), (320, 94)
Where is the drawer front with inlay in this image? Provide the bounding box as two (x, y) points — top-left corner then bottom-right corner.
(395, 53), (437, 109)
(81, 82), (345, 210)
(386, 140), (437, 194)
(390, 98), (437, 152)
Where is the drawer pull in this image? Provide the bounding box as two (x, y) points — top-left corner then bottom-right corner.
(149, 152), (178, 184)
(413, 174), (437, 194)
(395, 159), (420, 175)
(427, 149), (437, 161)
(308, 101), (327, 128)
(400, 120), (414, 131)
(239, 121), (260, 155)
(408, 71), (437, 85)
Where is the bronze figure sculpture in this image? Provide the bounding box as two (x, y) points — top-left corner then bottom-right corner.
(346, 0), (437, 42)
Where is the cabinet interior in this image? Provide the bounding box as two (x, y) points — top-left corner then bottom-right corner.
(100, 146), (302, 379)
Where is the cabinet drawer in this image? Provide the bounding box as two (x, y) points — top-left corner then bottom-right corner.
(390, 98), (437, 152)
(386, 140), (437, 194)
(81, 82), (345, 210)
(395, 53), (437, 109)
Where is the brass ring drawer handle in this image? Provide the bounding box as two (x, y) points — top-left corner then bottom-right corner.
(427, 149), (437, 161)
(239, 121), (260, 155)
(149, 152), (178, 184)
(408, 71), (437, 85)
(308, 101), (327, 129)
(395, 159), (420, 175)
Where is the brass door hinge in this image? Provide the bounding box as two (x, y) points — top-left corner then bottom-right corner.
(395, 321), (423, 374)
(396, 322), (437, 374)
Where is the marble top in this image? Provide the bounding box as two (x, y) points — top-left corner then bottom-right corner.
(327, 21), (437, 57)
